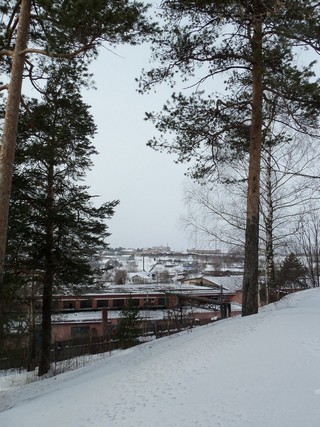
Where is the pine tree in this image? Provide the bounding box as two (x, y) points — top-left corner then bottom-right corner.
(116, 296), (141, 349)
(5, 69), (118, 376)
(139, 0), (320, 315)
(275, 253), (308, 299)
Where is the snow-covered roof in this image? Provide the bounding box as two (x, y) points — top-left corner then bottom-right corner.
(52, 306), (218, 324)
(182, 275), (243, 293)
(202, 275), (243, 292)
(56, 282), (222, 298)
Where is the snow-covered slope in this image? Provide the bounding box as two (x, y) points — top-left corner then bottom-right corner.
(1, 288), (320, 427)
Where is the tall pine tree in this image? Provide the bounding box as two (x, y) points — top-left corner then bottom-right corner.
(139, 0), (320, 315)
(6, 69), (118, 375)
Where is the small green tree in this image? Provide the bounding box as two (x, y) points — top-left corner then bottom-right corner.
(273, 253), (308, 300)
(116, 296), (141, 349)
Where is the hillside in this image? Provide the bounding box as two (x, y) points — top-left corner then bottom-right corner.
(1, 288), (320, 427)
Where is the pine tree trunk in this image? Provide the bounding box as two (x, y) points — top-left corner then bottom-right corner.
(38, 163), (55, 376)
(242, 18), (263, 316)
(0, 0), (31, 285)
(26, 291), (36, 372)
(38, 257), (53, 376)
(0, 0), (31, 348)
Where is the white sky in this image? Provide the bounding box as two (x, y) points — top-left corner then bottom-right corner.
(82, 43), (196, 251)
(1, 288), (320, 426)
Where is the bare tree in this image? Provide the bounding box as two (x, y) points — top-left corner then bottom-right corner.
(181, 178), (246, 251)
(158, 270), (171, 284)
(293, 209), (320, 288)
(260, 136), (320, 300)
(114, 270), (127, 285)
(182, 136), (320, 303)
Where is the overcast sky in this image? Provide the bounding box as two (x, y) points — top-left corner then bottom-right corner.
(80, 8), (320, 253)
(82, 43), (197, 251)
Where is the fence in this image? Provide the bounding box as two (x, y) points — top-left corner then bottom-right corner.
(0, 317), (215, 371)
(51, 337), (121, 363)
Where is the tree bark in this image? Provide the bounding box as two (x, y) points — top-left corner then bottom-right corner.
(242, 18), (263, 316)
(0, 0), (31, 285)
(38, 162), (55, 376)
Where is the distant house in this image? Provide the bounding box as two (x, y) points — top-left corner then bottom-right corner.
(131, 272), (152, 284)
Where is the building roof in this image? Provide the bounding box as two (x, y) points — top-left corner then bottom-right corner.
(55, 282), (223, 298)
(202, 276), (243, 292)
(183, 275), (243, 293)
(51, 306), (220, 324)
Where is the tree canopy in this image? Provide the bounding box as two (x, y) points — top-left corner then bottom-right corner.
(7, 73), (117, 290)
(0, 0), (154, 286)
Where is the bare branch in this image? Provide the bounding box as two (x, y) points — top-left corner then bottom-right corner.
(0, 49), (13, 57)
(272, 170), (320, 179)
(20, 42), (95, 59)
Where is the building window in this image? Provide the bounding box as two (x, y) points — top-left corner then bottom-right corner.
(80, 300), (91, 309)
(97, 299), (108, 308)
(113, 299), (125, 308)
(71, 326), (90, 336)
(63, 301), (76, 309)
(144, 298), (155, 306)
(158, 298), (167, 306)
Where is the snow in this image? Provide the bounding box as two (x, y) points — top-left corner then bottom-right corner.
(1, 288), (320, 426)
(52, 306), (217, 323)
(202, 275), (243, 292)
(84, 281), (218, 295)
